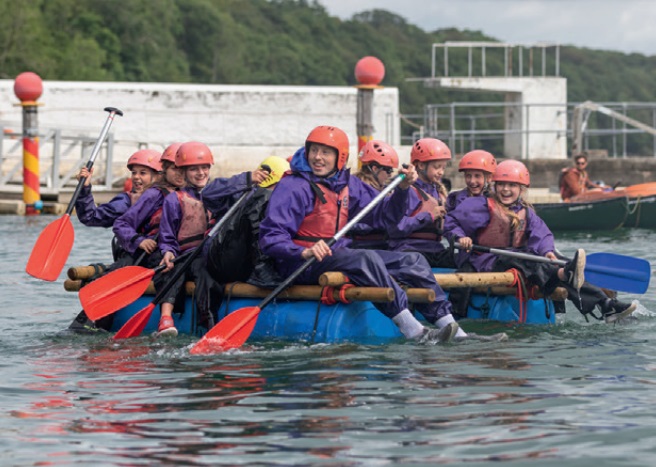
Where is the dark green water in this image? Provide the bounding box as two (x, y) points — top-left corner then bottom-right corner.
(2, 216), (655, 466)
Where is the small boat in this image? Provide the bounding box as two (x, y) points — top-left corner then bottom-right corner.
(65, 268), (558, 344)
(571, 182), (656, 229)
(534, 196), (629, 231)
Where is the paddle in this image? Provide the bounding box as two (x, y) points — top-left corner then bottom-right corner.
(25, 107), (123, 281)
(113, 188), (253, 339)
(79, 251), (189, 321)
(460, 244), (651, 294)
(190, 171), (409, 355)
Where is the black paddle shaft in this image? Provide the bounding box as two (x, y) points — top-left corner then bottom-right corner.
(66, 107), (124, 216)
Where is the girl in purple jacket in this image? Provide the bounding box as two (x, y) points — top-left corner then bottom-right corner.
(444, 160), (636, 323)
(75, 149), (161, 228)
(445, 149), (497, 212)
(112, 142), (186, 263)
(387, 138), (455, 268)
(154, 142), (268, 337)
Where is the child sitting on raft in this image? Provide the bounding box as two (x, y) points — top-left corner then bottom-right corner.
(444, 159), (636, 323)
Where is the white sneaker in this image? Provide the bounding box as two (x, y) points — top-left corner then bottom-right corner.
(565, 249), (586, 291)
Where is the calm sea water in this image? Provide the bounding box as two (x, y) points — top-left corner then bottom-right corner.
(2, 215), (656, 466)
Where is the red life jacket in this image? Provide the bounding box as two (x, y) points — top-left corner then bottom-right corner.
(407, 185), (443, 241)
(477, 198), (527, 248)
(293, 181), (349, 248)
(176, 190), (210, 251)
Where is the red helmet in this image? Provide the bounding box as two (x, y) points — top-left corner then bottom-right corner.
(493, 160), (530, 186)
(175, 141), (214, 167)
(127, 149), (162, 172)
(161, 142), (183, 164)
(410, 138), (451, 164)
(359, 140), (399, 169)
(459, 150), (497, 174)
(305, 126), (349, 170)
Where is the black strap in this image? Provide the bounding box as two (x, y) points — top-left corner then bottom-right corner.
(308, 180), (328, 204)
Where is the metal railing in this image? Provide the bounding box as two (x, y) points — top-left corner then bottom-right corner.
(429, 41), (561, 79)
(401, 101), (656, 158)
(0, 128), (117, 193)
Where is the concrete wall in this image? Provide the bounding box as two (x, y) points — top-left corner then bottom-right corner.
(435, 77), (568, 159)
(0, 80), (400, 177)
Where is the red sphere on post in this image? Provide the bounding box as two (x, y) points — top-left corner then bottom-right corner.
(354, 56), (385, 86)
(14, 72), (43, 102)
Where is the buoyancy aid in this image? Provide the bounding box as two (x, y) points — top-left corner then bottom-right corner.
(293, 180), (349, 248)
(176, 190), (210, 251)
(141, 186), (174, 237)
(408, 185), (443, 241)
(477, 198), (527, 248)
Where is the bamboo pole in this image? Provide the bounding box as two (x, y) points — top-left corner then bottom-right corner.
(68, 264), (107, 281)
(65, 280), (398, 303)
(65, 278), (564, 302)
(319, 270), (517, 289)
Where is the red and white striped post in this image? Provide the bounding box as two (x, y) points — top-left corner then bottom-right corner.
(14, 72), (43, 216)
(354, 56), (385, 169)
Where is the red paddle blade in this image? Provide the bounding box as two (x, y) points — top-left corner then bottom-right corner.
(26, 215), (74, 281)
(190, 306), (261, 355)
(113, 304), (155, 340)
(80, 266), (155, 321)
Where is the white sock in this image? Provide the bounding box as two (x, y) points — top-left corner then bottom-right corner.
(392, 309), (425, 339)
(436, 314), (467, 337)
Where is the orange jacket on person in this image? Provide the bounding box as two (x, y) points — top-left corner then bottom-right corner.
(560, 167), (591, 201)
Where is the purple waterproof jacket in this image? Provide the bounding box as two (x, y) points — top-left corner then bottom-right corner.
(443, 195), (556, 271)
(445, 188), (469, 212)
(387, 178), (445, 254)
(112, 186), (170, 255)
(259, 147), (411, 277)
(75, 185), (132, 228)
(158, 173), (251, 257)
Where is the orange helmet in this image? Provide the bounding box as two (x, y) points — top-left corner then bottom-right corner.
(127, 149), (162, 172)
(161, 142), (183, 164)
(459, 150), (497, 174)
(175, 141), (214, 167)
(359, 140), (399, 169)
(410, 138), (451, 164)
(493, 160), (530, 186)
(305, 126), (349, 170)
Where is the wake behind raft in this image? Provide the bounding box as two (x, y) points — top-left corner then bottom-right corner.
(64, 265), (563, 344)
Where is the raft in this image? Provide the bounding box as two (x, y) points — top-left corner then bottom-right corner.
(66, 267), (560, 344)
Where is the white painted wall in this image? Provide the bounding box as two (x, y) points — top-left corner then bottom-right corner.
(0, 80), (400, 178)
(436, 77), (568, 159)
